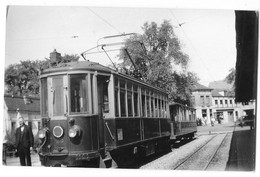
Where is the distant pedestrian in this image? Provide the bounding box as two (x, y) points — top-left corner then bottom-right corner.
(203, 117), (207, 126)
(15, 117), (34, 166)
(217, 116), (221, 124)
(211, 116), (215, 127)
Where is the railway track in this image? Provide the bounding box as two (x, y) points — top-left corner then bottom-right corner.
(173, 133), (231, 171)
(140, 132), (232, 170)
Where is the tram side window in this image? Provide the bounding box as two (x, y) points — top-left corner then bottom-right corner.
(154, 96), (158, 117)
(162, 98), (165, 118)
(180, 107), (184, 121)
(120, 80), (126, 117)
(70, 74), (89, 113)
(127, 82), (133, 117)
(141, 89), (146, 117)
(151, 93), (154, 117)
(158, 98), (161, 117)
(133, 85), (138, 117)
(103, 79), (109, 113)
(41, 78), (48, 116)
(114, 78), (119, 117)
(146, 91), (150, 117)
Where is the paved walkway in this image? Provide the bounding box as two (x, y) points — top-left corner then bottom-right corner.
(196, 122), (235, 135)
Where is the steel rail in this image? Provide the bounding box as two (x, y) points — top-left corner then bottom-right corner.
(173, 134), (218, 170)
(203, 133), (229, 170)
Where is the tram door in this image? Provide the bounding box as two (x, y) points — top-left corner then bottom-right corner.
(170, 105), (177, 136)
(97, 75), (110, 155)
(47, 75), (69, 154)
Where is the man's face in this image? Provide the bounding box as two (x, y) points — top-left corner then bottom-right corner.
(18, 118), (24, 126)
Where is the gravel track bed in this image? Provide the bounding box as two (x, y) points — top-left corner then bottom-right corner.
(140, 134), (215, 170)
(176, 133), (226, 170)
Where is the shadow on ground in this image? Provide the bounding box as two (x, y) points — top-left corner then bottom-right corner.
(225, 128), (256, 171)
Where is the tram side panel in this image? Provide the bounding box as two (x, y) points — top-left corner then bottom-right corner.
(169, 103), (197, 140)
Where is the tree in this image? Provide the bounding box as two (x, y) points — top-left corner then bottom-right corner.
(61, 54), (80, 63)
(5, 60), (42, 96)
(224, 68), (236, 96)
(225, 68), (236, 85)
(118, 20), (198, 105)
(5, 53), (80, 96)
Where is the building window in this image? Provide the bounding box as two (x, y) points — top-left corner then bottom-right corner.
(230, 99), (233, 105)
(206, 96), (210, 106)
(225, 100), (228, 105)
(220, 100), (223, 105)
(202, 109), (207, 118)
(215, 100), (218, 106)
(200, 96), (205, 106)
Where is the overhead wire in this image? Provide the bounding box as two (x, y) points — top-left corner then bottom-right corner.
(87, 7), (122, 34)
(169, 10), (215, 82)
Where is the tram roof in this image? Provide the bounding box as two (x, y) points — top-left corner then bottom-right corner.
(41, 60), (113, 74)
(40, 60), (167, 94)
(169, 102), (195, 110)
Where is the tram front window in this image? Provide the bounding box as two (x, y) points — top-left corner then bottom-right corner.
(70, 74), (89, 113)
(41, 78), (48, 116)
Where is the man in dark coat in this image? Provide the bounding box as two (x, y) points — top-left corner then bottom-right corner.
(15, 117), (34, 166)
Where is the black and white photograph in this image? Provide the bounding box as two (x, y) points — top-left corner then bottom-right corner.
(1, 0), (259, 177)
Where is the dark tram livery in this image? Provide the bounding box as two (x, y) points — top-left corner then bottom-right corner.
(38, 60), (197, 167)
(169, 103), (197, 141)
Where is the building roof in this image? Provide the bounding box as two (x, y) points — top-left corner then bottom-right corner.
(4, 94), (40, 112)
(208, 80), (233, 90)
(211, 89), (224, 97)
(192, 83), (213, 91)
(211, 89), (235, 97)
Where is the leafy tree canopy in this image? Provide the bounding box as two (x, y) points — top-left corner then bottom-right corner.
(225, 68), (236, 85)
(118, 20), (198, 105)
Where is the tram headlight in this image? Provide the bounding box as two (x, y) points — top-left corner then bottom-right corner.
(68, 125), (81, 138)
(38, 128), (48, 139)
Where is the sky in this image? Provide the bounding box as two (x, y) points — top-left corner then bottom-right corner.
(2, 0), (260, 87)
(4, 5), (241, 87)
